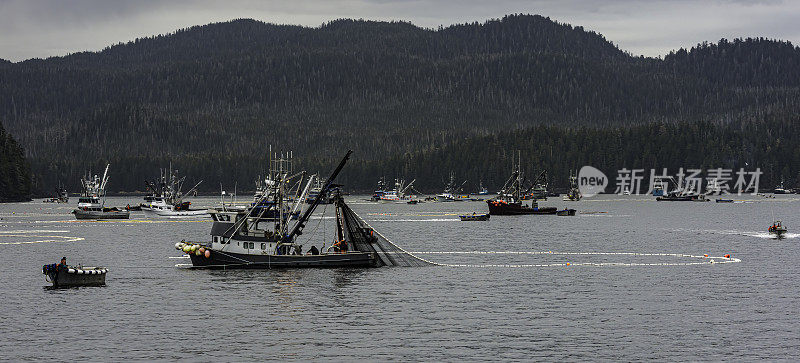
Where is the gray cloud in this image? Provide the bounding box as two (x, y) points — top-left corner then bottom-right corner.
(0, 0), (798, 61)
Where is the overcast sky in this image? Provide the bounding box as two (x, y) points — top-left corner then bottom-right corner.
(1, 0), (798, 62)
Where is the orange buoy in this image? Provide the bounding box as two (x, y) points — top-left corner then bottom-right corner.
(566, 262), (570, 266)
(704, 254), (708, 257)
(724, 254), (730, 258)
(204, 250), (211, 258)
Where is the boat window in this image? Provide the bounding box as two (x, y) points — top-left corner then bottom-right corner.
(261, 243), (266, 250)
(249, 242), (255, 249)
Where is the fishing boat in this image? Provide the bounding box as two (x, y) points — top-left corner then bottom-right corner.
(371, 177), (387, 201)
(652, 182), (666, 197)
(141, 165), (205, 217)
(43, 263), (107, 288)
(379, 178), (417, 202)
(529, 170), (548, 200)
(177, 151), (430, 269)
(774, 178), (790, 194)
(563, 170), (582, 201)
(306, 174), (335, 204)
(476, 180), (490, 195)
(716, 198), (734, 203)
(72, 164), (130, 220)
(655, 177), (705, 201)
(436, 172), (469, 201)
(486, 153), (558, 215)
(459, 212), (490, 221)
(556, 208), (576, 216)
(768, 221), (788, 239)
(44, 184), (69, 203)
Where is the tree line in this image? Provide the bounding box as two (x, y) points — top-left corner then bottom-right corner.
(0, 121), (32, 201)
(0, 14), (798, 195)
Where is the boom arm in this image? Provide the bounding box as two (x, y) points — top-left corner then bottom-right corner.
(284, 150), (352, 243)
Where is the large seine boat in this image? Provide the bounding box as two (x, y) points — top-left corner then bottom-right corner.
(72, 164), (130, 220)
(487, 154), (557, 215)
(141, 165), (205, 217)
(177, 151), (430, 269)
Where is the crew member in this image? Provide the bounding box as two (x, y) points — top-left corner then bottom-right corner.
(57, 257), (68, 271)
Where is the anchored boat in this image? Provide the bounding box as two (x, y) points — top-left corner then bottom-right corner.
(178, 151), (430, 269)
(487, 153), (557, 215)
(563, 170), (582, 201)
(436, 172), (470, 201)
(141, 165), (205, 217)
(72, 164), (130, 220)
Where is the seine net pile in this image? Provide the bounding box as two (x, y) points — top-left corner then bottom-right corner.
(337, 199), (432, 267)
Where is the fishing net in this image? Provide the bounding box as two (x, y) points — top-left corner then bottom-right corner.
(336, 199), (433, 267)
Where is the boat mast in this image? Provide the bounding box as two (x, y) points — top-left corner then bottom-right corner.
(516, 151), (521, 202)
(284, 150), (352, 244)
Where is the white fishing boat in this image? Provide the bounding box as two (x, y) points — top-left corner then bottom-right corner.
(72, 164), (130, 220)
(141, 165), (205, 217)
(436, 172), (468, 201)
(563, 170), (582, 201)
(379, 178), (417, 202)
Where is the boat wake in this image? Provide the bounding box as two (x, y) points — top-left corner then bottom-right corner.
(409, 251), (740, 268)
(368, 218), (459, 222)
(0, 230), (84, 245)
(674, 228), (799, 240)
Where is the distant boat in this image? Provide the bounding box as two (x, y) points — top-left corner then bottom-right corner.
(436, 172), (469, 201)
(476, 180), (489, 195)
(44, 184), (69, 203)
(652, 183), (665, 197)
(486, 153), (557, 215)
(715, 199), (734, 203)
(459, 213), (490, 221)
(774, 178), (789, 194)
(655, 176), (704, 201)
(563, 170), (582, 201)
(72, 164), (130, 220)
(556, 208), (576, 216)
(141, 165), (205, 217)
(306, 174), (335, 204)
(768, 220), (788, 239)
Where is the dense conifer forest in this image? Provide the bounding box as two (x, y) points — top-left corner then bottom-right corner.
(0, 122), (32, 201)
(0, 14), (798, 194)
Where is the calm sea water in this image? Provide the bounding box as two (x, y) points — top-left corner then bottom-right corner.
(1, 194), (798, 360)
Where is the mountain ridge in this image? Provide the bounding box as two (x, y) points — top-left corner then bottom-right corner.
(1, 14), (798, 193)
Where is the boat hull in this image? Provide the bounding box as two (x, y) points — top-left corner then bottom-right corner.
(487, 201), (558, 215)
(188, 249), (377, 269)
(460, 214), (490, 221)
(656, 195), (697, 201)
(44, 268), (107, 288)
(73, 209), (130, 219)
(144, 209), (208, 217)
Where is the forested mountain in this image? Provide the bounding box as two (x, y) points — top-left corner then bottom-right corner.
(0, 121), (32, 201)
(0, 14), (798, 194)
(384, 112), (800, 193)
